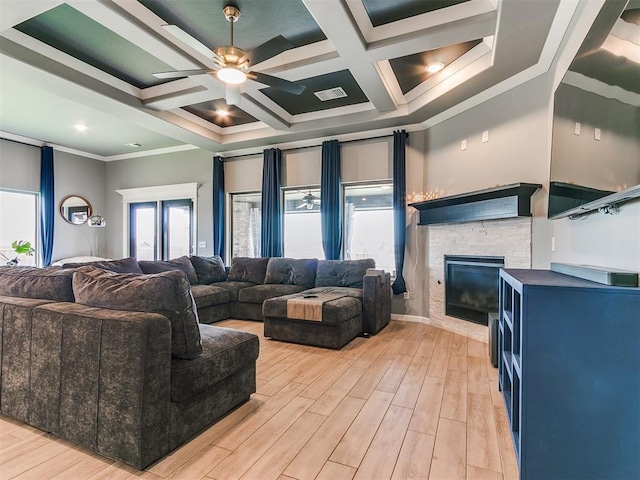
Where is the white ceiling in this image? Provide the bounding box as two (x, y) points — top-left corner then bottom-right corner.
(0, 0), (597, 161)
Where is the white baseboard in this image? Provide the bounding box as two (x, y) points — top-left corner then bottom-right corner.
(391, 313), (429, 324)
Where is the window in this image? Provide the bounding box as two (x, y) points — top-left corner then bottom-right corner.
(231, 192), (261, 258)
(117, 183), (198, 261)
(0, 189), (38, 266)
(129, 202), (156, 260)
(344, 183), (394, 272)
(129, 200), (193, 261)
(284, 188), (323, 259)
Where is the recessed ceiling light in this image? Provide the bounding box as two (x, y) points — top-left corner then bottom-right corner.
(425, 62), (445, 74)
(74, 124), (88, 132)
(216, 109), (230, 117)
(125, 142), (144, 148)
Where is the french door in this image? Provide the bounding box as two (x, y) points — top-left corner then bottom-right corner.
(129, 199), (193, 260)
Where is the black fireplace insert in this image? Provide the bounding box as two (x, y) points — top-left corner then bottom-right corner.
(444, 255), (505, 325)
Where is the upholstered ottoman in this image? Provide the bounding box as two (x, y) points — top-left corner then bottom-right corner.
(263, 293), (362, 349)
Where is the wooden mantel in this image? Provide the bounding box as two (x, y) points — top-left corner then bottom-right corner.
(409, 183), (542, 225)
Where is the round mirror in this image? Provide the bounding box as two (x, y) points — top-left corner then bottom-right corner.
(60, 195), (92, 225)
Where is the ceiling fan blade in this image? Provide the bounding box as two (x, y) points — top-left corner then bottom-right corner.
(226, 83), (241, 106)
(296, 203), (307, 209)
(251, 72), (305, 95)
(152, 69), (214, 79)
(162, 24), (223, 62)
(239, 35), (294, 66)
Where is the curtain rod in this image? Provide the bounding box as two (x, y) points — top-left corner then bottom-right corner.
(221, 133), (395, 161)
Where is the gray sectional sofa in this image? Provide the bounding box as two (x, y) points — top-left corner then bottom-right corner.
(0, 254), (390, 469)
(0, 264), (259, 470)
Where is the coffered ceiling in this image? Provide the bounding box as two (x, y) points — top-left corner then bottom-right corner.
(0, 0), (609, 160)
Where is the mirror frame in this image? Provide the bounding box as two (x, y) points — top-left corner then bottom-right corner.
(59, 195), (93, 225)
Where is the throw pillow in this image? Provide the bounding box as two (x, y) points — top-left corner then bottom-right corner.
(264, 258), (318, 289)
(315, 259), (376, 289)
(72, 266), (202, 360)
(227, 257), (269, 285)
(189, 255), (227, 284)
(139, 256), (198, 285)
(62, 257), (143, 274)
(0, 266), (75, 302)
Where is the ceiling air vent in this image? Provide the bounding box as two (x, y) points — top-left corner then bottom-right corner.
(314, 87), (347, 101)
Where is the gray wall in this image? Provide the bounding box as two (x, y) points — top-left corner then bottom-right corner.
(551, 84), (639, 191)
(105, 149), (214, 259)
(0, 139), (106, 263)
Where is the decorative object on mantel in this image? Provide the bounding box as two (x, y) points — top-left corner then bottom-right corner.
(409, 182), (541, 225)
(550, 262), (639, 287)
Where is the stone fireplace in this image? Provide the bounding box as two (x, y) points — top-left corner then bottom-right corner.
(427, 217), (532, 341)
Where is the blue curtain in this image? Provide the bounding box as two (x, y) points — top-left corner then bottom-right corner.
(260, 148), (283, 257)
(212, 156), (225, 260)
(40, 146), (55, 267)
(392, 130), (408, 294)
(321, 140), (342, 260)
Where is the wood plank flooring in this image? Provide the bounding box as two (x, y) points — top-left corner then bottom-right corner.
(0, 320), (518, 480)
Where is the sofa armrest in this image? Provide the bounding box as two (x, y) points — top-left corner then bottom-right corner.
(362, 269), (391, 336)
(28, 303), (172, 469)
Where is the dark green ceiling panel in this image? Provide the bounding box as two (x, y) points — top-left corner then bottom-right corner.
(184, 100), (258, 127)
(570, 51), (640, 94)
(389, 40), (482, 95)
(15, 4), (174, 88)
(139, 0), (326, 53)
(361, 0), (470, 27)
(261, 70), (369, 115)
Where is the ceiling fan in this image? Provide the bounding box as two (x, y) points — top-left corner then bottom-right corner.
(153, 5), (305, 104)
(296, 190), (321, 210)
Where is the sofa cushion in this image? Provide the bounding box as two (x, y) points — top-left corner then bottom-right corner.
(189, 255), (227, 284)
(213, 281), (256, 302)
(227, 257), (269, 285)
(264, 258), (318, 289)
(315, 259), (375, 289)
(72, 266), (202, 360)
(171, 324), (259, 402)
(238, 284), (306, 304)
(62, 257), (143, 274)
(139, 256), (198, 285)
(190, 284), (232, 309)
(0, 266), (75, 302)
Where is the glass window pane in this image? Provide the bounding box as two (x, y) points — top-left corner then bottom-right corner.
(284, 188), (323, 259)
(0, 190), (38, 266)
(232, 192), (261, 258)
(164, 201), (192, 259)
(130, 203), (156, 261)
(344, 183), (394, 272)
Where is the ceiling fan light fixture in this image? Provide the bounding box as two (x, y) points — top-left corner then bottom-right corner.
(216, 109), (229, 117)
(217, 67), (247, 84)
(425, 62), (445, 74)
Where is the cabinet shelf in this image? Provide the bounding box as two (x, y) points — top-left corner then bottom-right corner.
(498, 268), (640, 480)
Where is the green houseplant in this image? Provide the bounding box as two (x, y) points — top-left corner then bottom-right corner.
(1, 240), (35, 266)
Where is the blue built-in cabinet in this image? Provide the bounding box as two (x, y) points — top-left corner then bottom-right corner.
(498, 269), (640, 480)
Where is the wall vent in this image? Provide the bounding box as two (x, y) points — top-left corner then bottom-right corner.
(314, 87), (347, 101)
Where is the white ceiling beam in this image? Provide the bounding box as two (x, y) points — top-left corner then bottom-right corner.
(302, 0), (397, 112)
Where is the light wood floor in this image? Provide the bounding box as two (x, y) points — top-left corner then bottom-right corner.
(0, 320), (518, 480)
